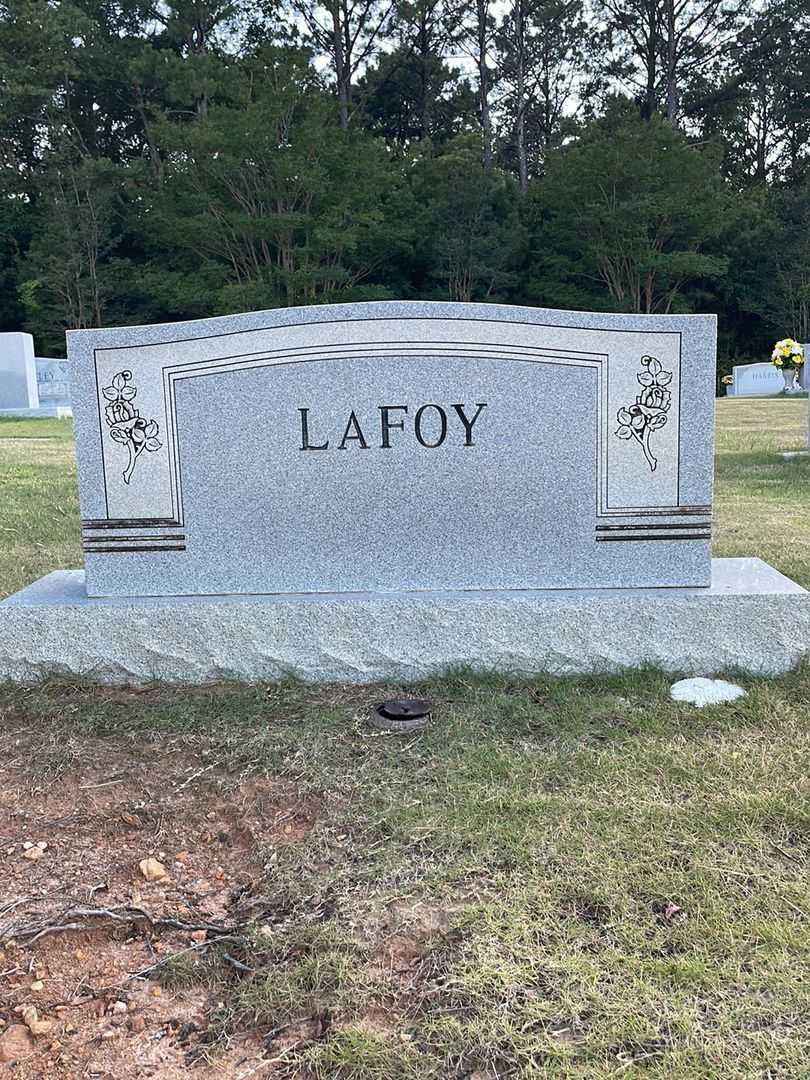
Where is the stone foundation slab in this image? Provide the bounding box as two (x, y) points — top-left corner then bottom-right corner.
(1, 559), (807, 685)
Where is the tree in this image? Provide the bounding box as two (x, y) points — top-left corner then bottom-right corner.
(450, 0), (498, 166)
(359, 45), (475, 144)
(358, 0), (475, 145)
(531, 112), (729, 313)
(157, 0), (237, 121)
(410, 138), (522, 299)
(291, 0), (397, 127)
(20, 155), (125, 351)
(685, 0), (810, 185)
(149, 48), (399, 309)
(601, 0), (751, 123)
(496, 0), (605, 191)
(727, 183), (810, 344)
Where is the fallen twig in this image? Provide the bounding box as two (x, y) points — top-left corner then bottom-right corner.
(234, 1041), (308, 1080)
(1, 897), (242, 946)
(223, 952), (255, 974)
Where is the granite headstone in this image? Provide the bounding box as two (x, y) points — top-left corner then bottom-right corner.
(66, 302), (716, 598)
(4, 302), (809, 684)
(35, 358), (72, 413)
(730, 361), (785, 396)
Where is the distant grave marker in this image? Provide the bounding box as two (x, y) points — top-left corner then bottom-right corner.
(730, 361), (785, 397)
(0, 333), (39, 412)
(0, 333), (72, 417)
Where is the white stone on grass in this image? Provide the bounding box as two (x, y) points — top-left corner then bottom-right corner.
(670, 677), (747, 708)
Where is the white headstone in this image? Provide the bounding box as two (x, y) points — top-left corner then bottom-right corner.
(0, 333), (39, 410)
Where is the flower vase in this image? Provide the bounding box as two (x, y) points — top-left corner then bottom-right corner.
(782, 368), (798, 393)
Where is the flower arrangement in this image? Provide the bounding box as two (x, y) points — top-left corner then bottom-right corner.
(771, 339), (805, 370)
(721, 375), (733, 385)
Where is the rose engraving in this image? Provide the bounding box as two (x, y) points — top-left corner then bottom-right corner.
(101, 370), (162, 484)
(615, 355), (672, 472)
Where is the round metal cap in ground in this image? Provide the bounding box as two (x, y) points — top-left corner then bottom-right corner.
(369, 698), (432, 732)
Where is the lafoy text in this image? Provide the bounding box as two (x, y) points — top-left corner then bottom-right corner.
(298, 403), (488, 450)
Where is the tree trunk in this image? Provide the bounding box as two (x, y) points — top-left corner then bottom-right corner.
(191, 21), (208, 120)
(642, 1), (657, 120)
(135, 93), (164, 189)
(331, 0), (350, 129)
(418, 9), (431, 139)
(514, 0), (528, 193)
(665, 0), (677, 122)
(477, 0), (492, 168)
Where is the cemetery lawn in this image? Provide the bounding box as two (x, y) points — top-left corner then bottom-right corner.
(0, 398), (808, 1079)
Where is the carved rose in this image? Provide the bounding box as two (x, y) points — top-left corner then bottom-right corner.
(101, 371), (162, 484)
(614, 355), (673, 472)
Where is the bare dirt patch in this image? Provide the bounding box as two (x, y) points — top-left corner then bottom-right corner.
(0, 736), (319, 1077)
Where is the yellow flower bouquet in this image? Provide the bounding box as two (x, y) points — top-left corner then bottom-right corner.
(771, 338), (805, 370)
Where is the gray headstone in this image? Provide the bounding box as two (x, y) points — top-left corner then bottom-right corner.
(35, 358), (72, 410)
(67, 302), (716, 599)
(0, 333), (39, 410)
(731, 361), (786, 396)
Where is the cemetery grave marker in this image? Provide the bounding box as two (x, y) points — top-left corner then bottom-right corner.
(729, 361), (786, 397)
(1, 302), (808, 683)
(0, 333), (72, 417)
(67, 302), (713, 597)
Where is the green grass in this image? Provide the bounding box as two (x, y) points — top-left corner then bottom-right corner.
(0, 416), (81, 596)
(1, 399), (810, 1078)
(713, 397), (810, 588)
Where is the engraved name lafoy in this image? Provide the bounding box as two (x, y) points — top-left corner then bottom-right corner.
(298, 403), (488, 450)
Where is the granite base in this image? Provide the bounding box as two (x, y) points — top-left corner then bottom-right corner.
(1, 559), (808, 685)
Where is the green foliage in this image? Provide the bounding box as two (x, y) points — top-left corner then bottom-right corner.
(409, 139), (523, 301)
(529, 116), (730, 314)
(359, 46), (477, 145)
(145, 48), (399, 311)
(0, 0), (809, 366)
(21, 154), (128, 350)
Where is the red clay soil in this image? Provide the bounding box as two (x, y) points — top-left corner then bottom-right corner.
(0, 738), (318, 1078)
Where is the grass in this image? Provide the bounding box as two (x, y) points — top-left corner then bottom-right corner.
(4, 668), (810, 1077)
(1, 398), (810, 1078)
(0, 416), (80, 597)
(713, 397), (810, 587)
